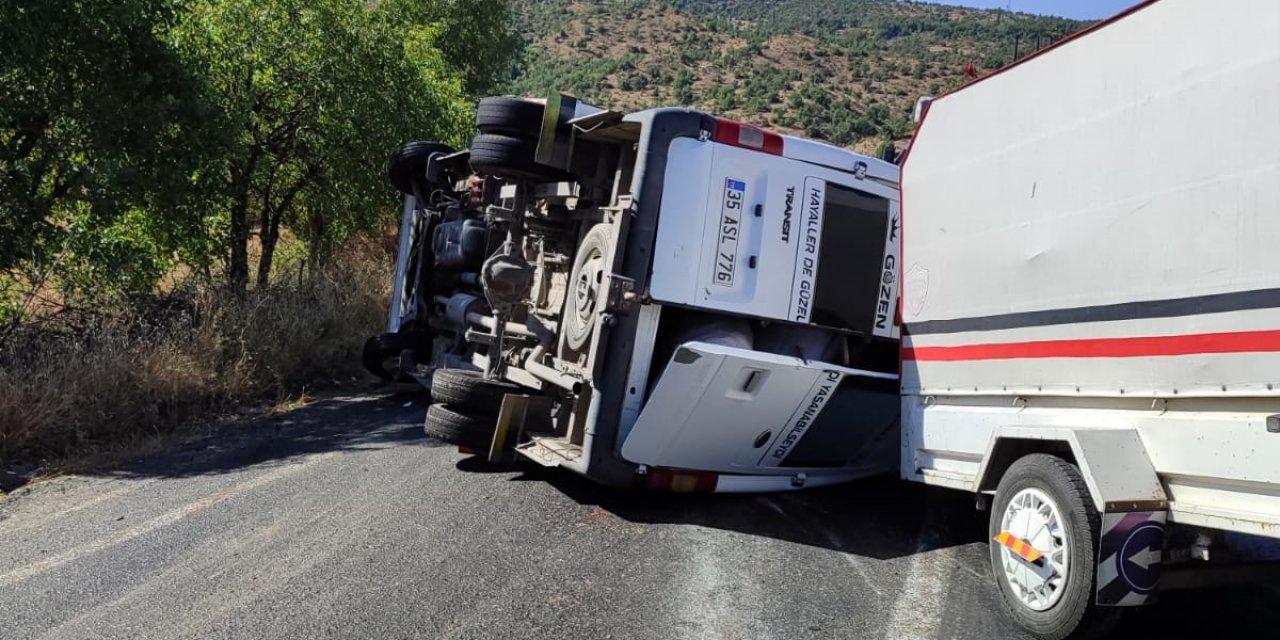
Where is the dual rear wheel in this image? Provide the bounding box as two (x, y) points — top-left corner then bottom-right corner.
(469, 96), (569, 182)
(424, 368), (522, 451)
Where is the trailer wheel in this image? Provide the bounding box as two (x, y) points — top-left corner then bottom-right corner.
(424, 403), (496, 451)
(430, 368), (522, 416)
(476, 96), (545, 138)
(563, 223), (612, 352)
(388, 141), (454, 195)
(990, 454), (1122, 640)
(469, 134), (571, 182)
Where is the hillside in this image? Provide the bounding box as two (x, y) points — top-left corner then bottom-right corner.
(508, 0), (1085, 154)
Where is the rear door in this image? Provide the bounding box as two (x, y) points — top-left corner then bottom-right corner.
(649, 139), (900, 338)
(620, 341), (900, 475)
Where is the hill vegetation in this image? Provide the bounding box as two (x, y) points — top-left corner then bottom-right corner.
(508, 0), (1084, 154)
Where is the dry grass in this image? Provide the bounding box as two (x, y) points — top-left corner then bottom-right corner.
(0, 237), (393, 468)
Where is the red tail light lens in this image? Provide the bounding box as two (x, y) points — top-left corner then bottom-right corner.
(712, 117), (784, 155)
(646, 467), (719, 493)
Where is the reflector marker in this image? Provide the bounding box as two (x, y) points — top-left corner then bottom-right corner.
(995, 531), (1044, 564)
(647, 467), (719, 493)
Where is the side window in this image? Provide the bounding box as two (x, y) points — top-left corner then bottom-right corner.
(810, 183), (892, 334)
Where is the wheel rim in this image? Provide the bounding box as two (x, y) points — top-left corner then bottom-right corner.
(999, 487), (1070, 611)
(569, 252), (604, 345)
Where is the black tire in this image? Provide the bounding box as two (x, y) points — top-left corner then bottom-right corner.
(476, 96), (546, 138)
(430, 368), (523, 416)
(989, 454), (1123, 640)
(469, 133), (571, 182)
(362, 333), (409, 381)
(362, 332), (430, 382)
(562, 224), (612, 352)
(424, 403), (495, 450)
(388, 141), (455, 195)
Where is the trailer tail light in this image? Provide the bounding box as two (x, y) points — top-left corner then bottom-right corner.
(712, 117), (784, 156)
(646, 467), (719, 493)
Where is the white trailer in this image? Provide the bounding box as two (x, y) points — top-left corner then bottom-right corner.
(899, 0), (1280, 637)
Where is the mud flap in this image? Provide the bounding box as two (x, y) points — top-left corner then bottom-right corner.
(1097, 511), (1166, 606)
(489, 394), (553, 463)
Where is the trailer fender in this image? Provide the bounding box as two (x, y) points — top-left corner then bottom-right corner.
(977, 427), (1168, 606)
(977, 427), (1165, 509)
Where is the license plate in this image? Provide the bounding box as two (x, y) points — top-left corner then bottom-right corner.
(714, 178), (746, 287)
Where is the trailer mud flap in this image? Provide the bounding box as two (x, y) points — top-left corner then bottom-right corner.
(1097, 511), (1166, 606)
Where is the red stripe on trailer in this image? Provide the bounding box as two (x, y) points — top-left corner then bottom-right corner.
(904, 329), (1280, 362)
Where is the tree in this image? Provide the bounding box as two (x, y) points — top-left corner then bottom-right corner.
(172, 0), (483, 291)
(0, 0), (221, 293)
(385, 0), (524, 98)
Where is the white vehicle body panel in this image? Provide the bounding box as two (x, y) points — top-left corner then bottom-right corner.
(617, 303), (664, 443)
(622, 341), (899, 477)
(388, 195), (420, 333)
(782, 135), (899, 187)
(650, 139), (901, 339)
(903, 398), (1280, 537)
(900, 0), (1280, 536)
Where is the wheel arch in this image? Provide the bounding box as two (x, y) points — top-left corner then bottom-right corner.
(977, 436), (1077, 495)
(976, 427), (1168, 513)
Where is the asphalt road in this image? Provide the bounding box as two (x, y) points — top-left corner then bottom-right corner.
(1, 392), (1277, 640)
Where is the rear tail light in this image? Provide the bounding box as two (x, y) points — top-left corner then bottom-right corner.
(712, 117), (784, 155)
(645, 467), (719, 493)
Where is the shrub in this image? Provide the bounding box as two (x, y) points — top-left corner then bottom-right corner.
(0, 238), (391, 466)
